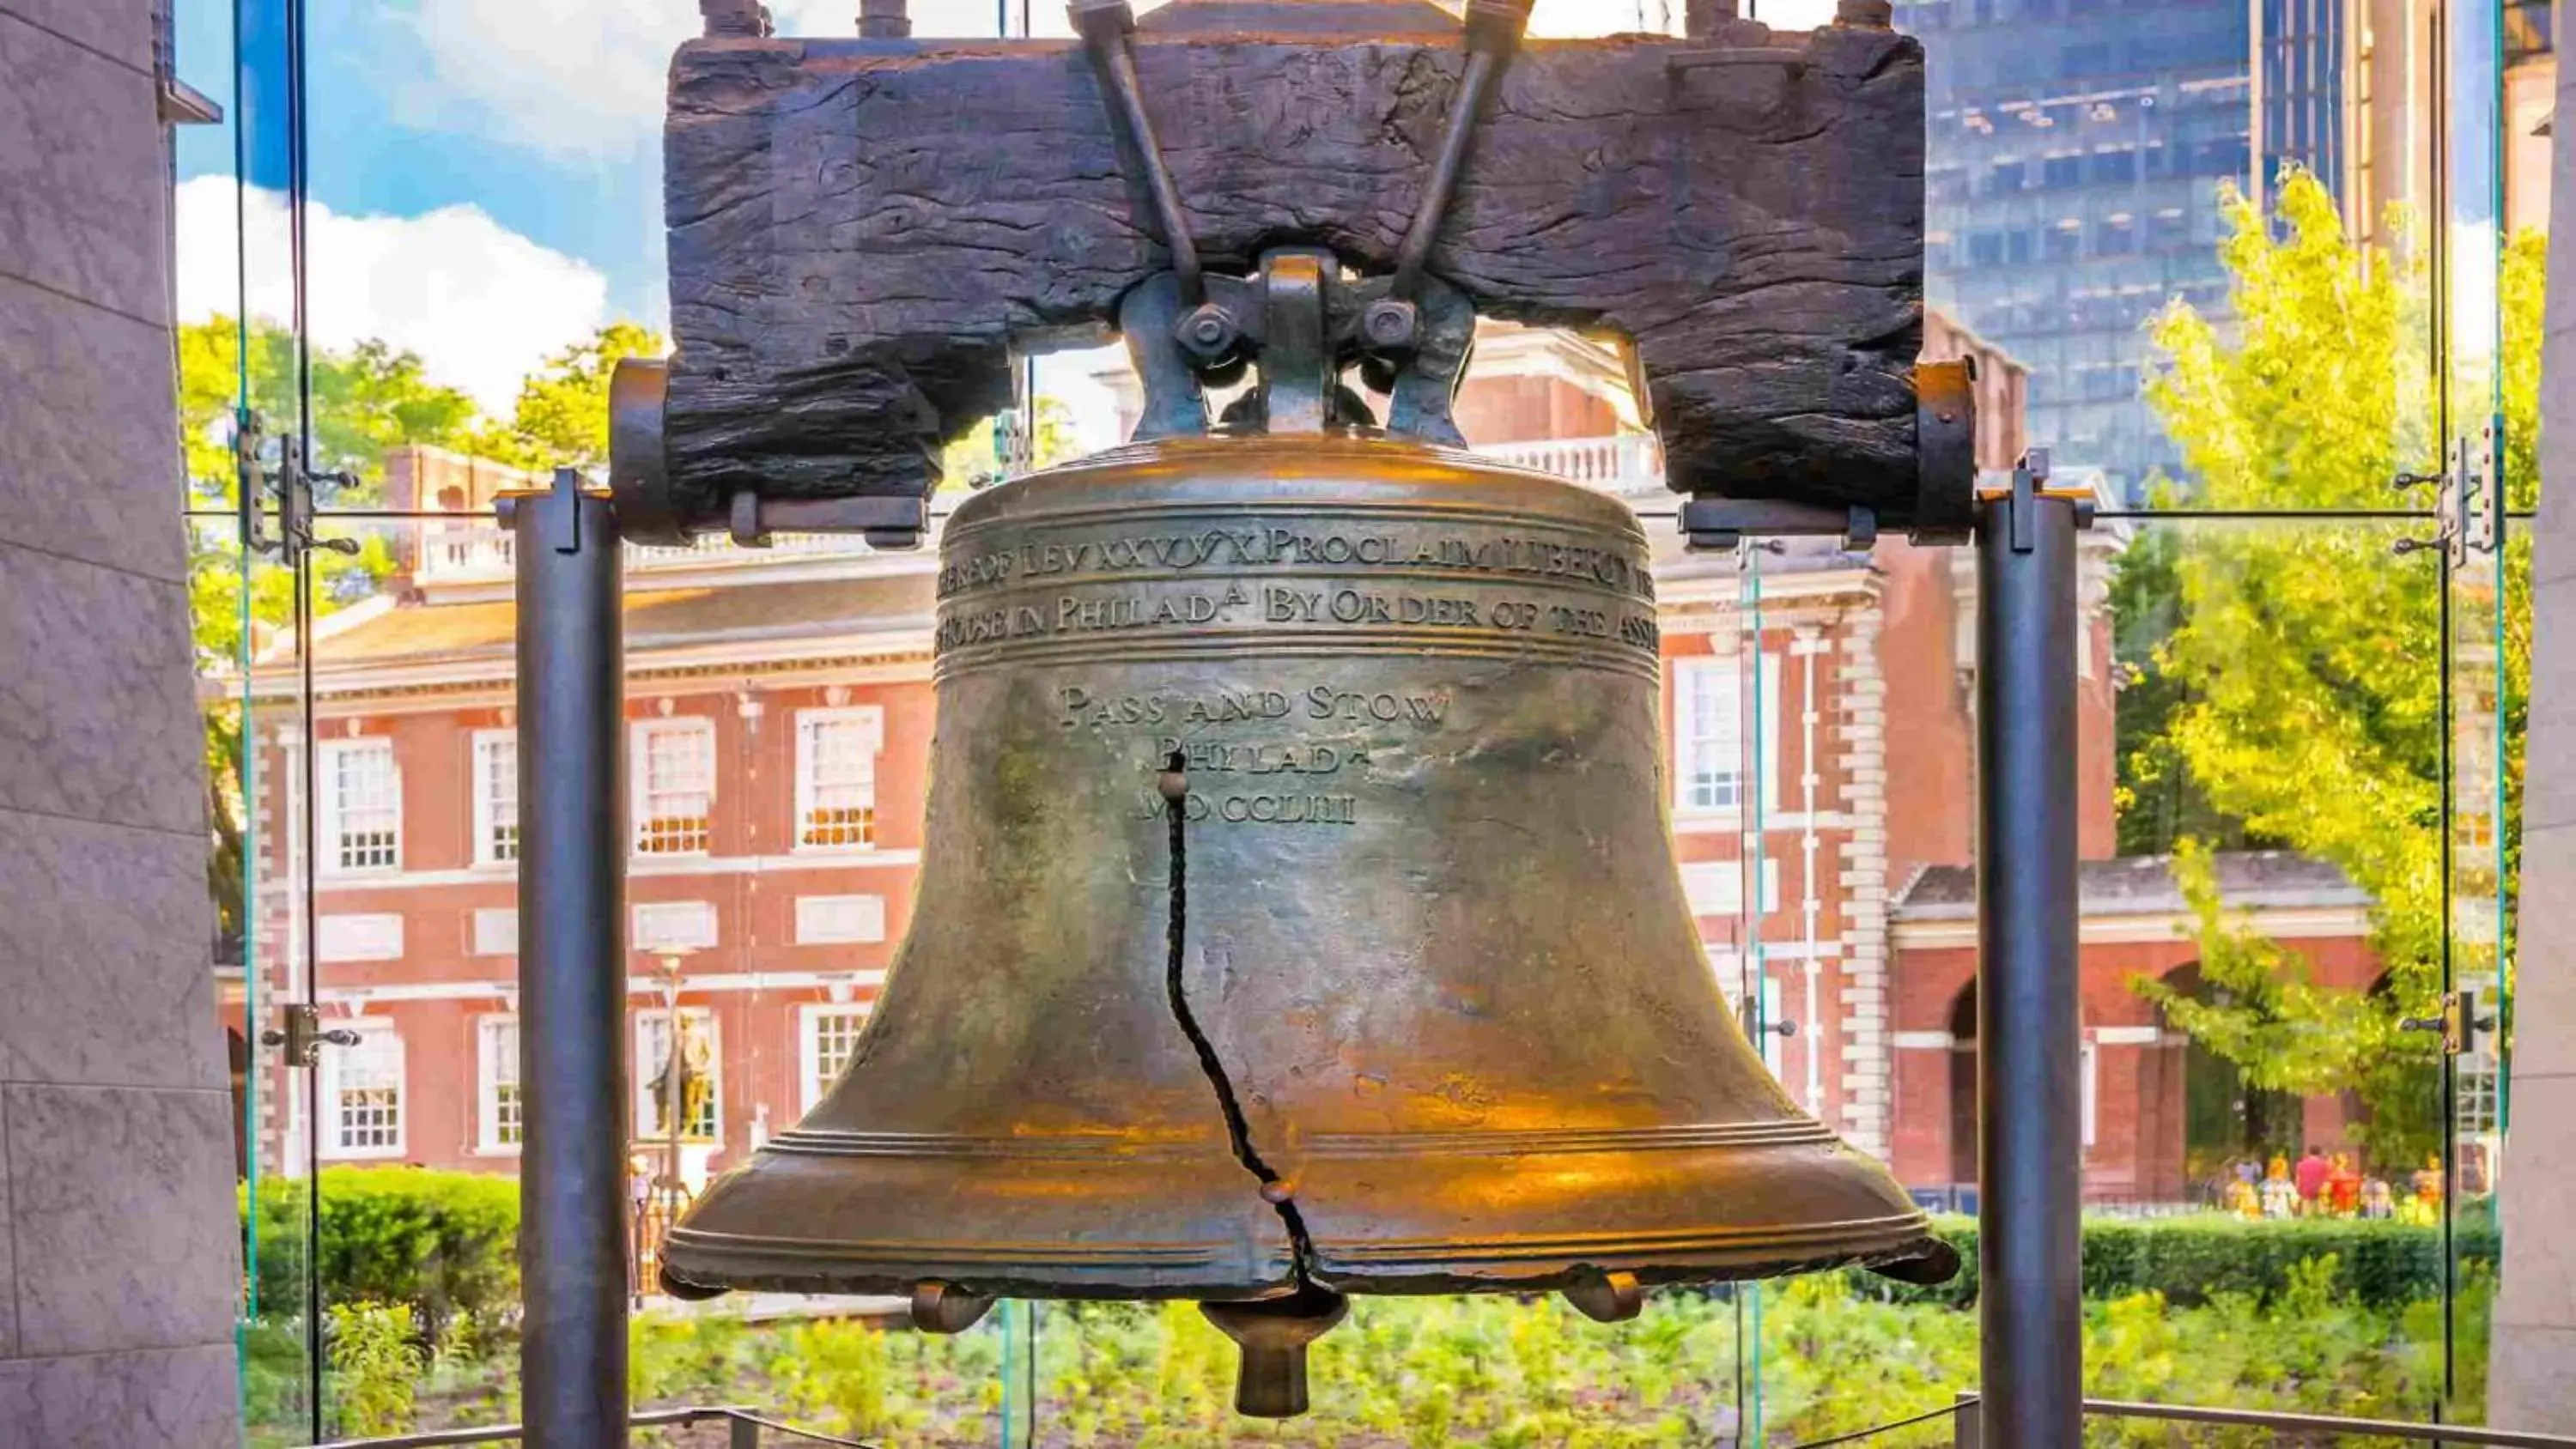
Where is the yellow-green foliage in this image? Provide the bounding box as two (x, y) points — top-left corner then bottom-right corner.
(2129, 168), (2543, 1158)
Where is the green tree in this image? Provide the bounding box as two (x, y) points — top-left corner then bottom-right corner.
(473, 321), (666, 471)
(2124, 171), (2541, 1162)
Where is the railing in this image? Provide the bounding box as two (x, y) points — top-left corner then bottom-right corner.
(1943, 1393), (2576, 1447)
(1476, 433), (1666, 494)
(317, 1406), (872, 1448)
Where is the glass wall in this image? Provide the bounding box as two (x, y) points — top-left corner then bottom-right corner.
(172, 0), (2539, 1441)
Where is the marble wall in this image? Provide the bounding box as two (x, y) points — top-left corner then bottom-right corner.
(0, 1), (246, 1445)
(2492, 39), (2576, 1434)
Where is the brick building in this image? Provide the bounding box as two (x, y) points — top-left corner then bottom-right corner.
(224, 315), (2372, 1206)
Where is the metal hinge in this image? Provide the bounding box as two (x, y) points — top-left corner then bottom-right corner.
(2393, 421), (2505, 564)
(235, 411), (362, 567)
(258, 1003), (361, 1068)
(2399, 987), (2496, 1058)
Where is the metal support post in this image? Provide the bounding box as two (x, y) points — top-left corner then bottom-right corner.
(1973, 452), (2084, 1448)
(512, 470), (631, 1447)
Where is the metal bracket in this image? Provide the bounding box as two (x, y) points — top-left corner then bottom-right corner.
(258, 1003), (361, 1068)
(239, 415), (362, 568)
(1680, 499), (1879, 555)
(2400, 987), (2496, 1058)
(2393, 422), (2506, 565)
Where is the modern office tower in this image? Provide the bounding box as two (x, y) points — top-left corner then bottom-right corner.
(1899, 0), (2255, 498)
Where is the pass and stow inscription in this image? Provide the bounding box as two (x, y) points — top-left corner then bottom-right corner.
(1058, 683), (1459, 831)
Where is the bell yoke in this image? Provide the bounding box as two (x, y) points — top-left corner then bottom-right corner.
(605, 0), (1977, 1421)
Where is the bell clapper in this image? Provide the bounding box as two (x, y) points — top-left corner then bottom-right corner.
(1562, 1270), (1647, 1325)
(1200, 1283), (1352, 1419)
(910, 1280), (997, 1335)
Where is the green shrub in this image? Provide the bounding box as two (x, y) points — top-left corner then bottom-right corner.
(325, 1300), (427, 1438)
(1862, 1213), (2499, 1311)
(242, 1167), (519, 1335)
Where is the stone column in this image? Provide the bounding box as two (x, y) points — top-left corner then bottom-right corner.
(0, 2), (245, 1444)
(2491, 40), (2576, 1433)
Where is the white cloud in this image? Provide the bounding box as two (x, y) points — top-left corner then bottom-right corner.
(175, 176), (610, 415)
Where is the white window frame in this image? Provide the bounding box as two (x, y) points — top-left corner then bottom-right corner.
(1670, 655), (1780, 816)
(796, 894), (889, 946)
(1679, 858), (1782, 919)
(317, 912), (404, 962)
(476, 1016), (522, 1155)
(471, 730), (519, 867)
(318, 738), (401, 876)
(471, 907), (519, 958)
(319, 1020), (405, 1161)
(634, 1008), (722, 1142)
(633, 900), (720, 953)
(799, 1003), (872, 1113)
(793, 707), (885, 852)
(630, 718), (717, 858)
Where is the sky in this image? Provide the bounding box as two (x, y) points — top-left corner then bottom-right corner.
(173, 0), (1839, 442)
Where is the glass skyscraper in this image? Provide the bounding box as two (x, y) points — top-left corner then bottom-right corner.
(1897, 0), (2257, 496)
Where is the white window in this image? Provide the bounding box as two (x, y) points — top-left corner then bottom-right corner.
(634, 900), (719, 953)
(471, 731), (519, 866)
(1671, 656), (1780, 815)
(795, 707), (884, 851)
(1679, 859), (1781, 919)
(321, 1022), (404, 1159)
(477, 1016), (522, 1153)
(632, 718), (715, 856)
(800, 1005), (872, 1112)
(471, 908), (519, 957)
(317, 913), (404, 962)
(635, 1009), (720, 1141)
(319, 739), (400, 873)
(797, 894), (888, 945)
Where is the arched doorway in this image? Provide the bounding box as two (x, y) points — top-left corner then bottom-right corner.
(2166, 963), (2300, 1188)
(1947, 979), (1978, 1187)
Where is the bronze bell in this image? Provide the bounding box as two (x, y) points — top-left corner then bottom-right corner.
(663, 239), (1955, 1417)
(663, 438), (1957, 1416)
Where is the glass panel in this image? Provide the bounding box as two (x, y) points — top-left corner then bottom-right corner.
(2106, 518), (2453, 1423)
(2439, 0), (2513, 1428)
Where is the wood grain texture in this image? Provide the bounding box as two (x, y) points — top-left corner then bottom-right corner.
(662, 21), (1927, 520)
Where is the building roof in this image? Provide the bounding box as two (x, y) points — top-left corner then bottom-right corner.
(1891, 852), (2371, 922)
(295, 573), (938, 676)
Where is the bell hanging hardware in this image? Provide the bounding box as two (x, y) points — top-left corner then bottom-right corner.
(2400, 988), (2497, 1058)
(258, 1003), (361, 1069)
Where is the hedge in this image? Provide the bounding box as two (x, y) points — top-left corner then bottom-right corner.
(1866, 1212), (2499, 1311)
(242, 1167), (519, 1332)
(239, 1172), (2494, 1328)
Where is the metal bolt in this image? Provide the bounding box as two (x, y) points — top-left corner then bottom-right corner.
(1173, 303), (1242, 366)
(1361, 297), (1420, 353)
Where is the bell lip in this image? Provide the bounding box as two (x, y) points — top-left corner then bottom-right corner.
(657, 1210), (1957, 1303)
(651, 1231), (1957, 1304)
(941, 430), (1648, 544)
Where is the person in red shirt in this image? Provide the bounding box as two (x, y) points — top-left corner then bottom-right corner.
(2294, 1146), (2332, 1213)
(2326, 1153), (2363, 1217)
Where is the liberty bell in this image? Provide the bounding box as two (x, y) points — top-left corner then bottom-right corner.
(655, 0), (1961, 1418)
